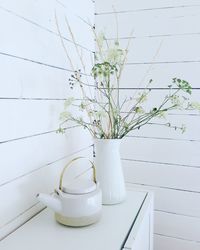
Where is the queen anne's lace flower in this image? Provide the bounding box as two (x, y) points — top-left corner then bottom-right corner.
(57, 26), (199, 138)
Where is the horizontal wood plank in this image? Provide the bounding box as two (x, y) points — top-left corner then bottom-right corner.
(127, 112), (200, 142)
(0, 127), (92, 186)
(123, 160), (200, 192)
(0, 55), (94, 99)
(0, 0), (94, 50)
(0, 203), (45, 241)
(96, 0), (200, 13)
(127, 183), (200, 218)
(96, 7), (200, 38)
(0, 96), (96, 142)
(154, 234), (200, 250)
(103, 36), (200, 66)
(0, 9), (92, 73)
(119, 63), (200, 88)
(0, 100), (65, 142)
(155, 210), (200, 242)
(123, 36), (200, 64)
(118, 89), (200, 113)
(122, 136), (200, 167)
(0, 56), (67, 98)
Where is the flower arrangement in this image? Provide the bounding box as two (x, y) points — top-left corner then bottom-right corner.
(57, 20), (198, 139)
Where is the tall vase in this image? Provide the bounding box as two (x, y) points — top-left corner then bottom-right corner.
(94, 139), (126, 205)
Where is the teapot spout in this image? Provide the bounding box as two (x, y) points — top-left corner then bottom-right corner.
(37, 193), (62, 213)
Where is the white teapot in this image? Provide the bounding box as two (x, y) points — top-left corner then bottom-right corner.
(37, 157), (102, 227)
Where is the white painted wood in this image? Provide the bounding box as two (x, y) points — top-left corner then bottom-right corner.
(0, 56), (67, 99)
(155, 211), (200, 242)
(96, 0), (200, 13)
(122, 137), (200, 168)
(0, 100), (66, 142)
(106, 36), (200, 64)
(120, 62), (200, 88)
(123, 160), (200, 192)
(127, 183), (200, 218)
(154, 234), (200, 250)
(110, 86), (200, 115)
(0, 97), (95, 142)
(0, 189), (152, 250)
(0, 0), (94, 238)
(0, 9), (92, 73)
(0, 0), (94, 100)
(0, 203), (45, 241)
(0, 127), (92, 186)
(124, 193), (154, 250)
(96, 7), (200, 38)
(118, 89), (200, 109)
(95, 0), (200, 248)
(130, 213), (150, 250)
(127, 114), (200, 142)
(0, 146), (93, 239)
(0, 0), (94, 49)
(0, 56), (93, 99)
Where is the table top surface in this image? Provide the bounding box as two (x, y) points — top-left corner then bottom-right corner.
(0, 188), (148, 250)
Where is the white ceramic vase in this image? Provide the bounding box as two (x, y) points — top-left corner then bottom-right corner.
(94, 139), (126, 205)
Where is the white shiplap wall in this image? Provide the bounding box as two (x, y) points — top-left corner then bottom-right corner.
(0, 0), (94, 240)
(96, 0), (200, 250)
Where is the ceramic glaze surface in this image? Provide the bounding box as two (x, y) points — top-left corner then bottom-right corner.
(38, 186), (102, 217)
(57, 186), (102, 217)
(55, 211), (102, 227)
(94, 139), (126, 204)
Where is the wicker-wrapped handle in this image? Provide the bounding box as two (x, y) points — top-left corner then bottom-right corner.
(59, 156), (97, 191)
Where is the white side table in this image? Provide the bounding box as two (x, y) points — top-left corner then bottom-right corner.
(0, 188), (153, 250)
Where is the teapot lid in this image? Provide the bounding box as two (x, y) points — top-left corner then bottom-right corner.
(62, 179), (97, 195)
